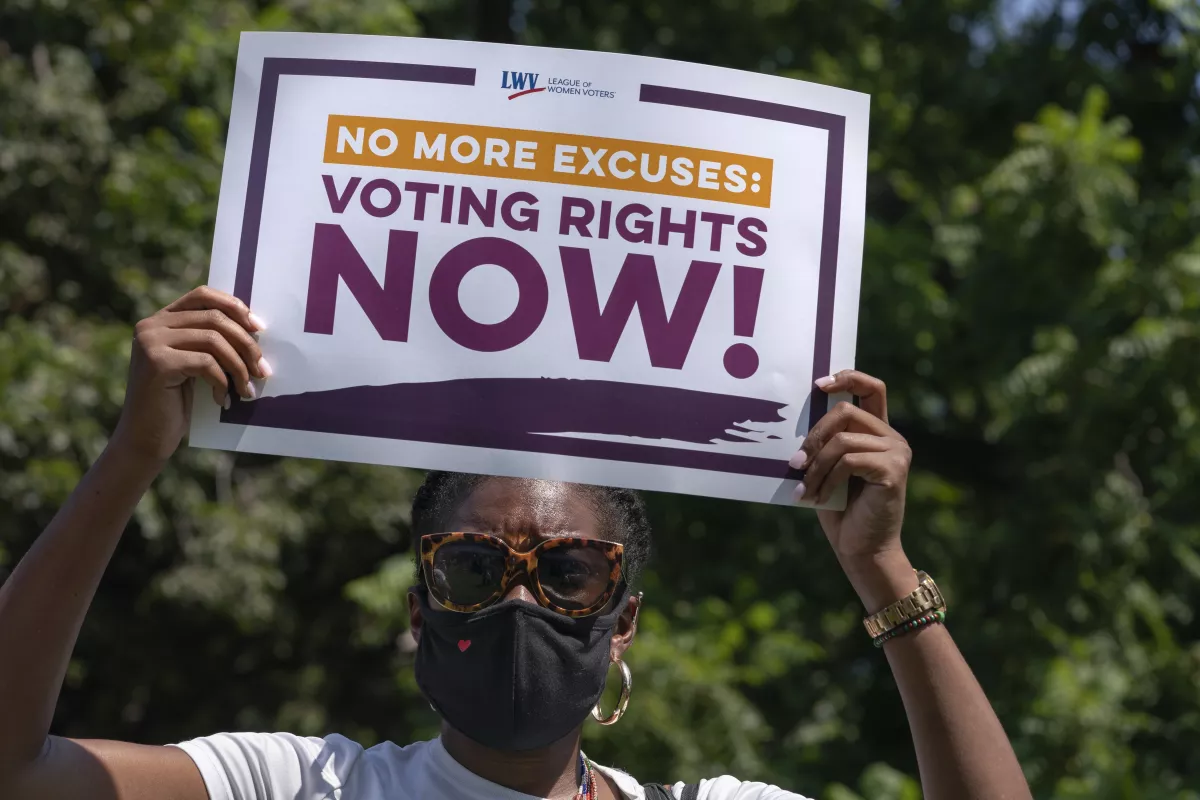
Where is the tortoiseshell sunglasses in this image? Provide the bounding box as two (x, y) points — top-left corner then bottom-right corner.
(420, 532), (624, 617)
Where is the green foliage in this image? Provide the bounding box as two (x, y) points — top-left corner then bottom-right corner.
(2, 0), (1199, 797)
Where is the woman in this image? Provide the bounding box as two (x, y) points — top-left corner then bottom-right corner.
(0, 287), (1031, 799)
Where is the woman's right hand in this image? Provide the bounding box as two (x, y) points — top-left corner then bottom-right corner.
(0, 285), (266, 800)
(111, 286), (271, 463)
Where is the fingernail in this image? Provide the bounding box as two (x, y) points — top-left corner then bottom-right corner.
(222, 394), (231, 411)
(242, 383), (256, 401)
(248, 312), (267, 332)
(815, 375), (836, 389)
(257, 357), (273, 378)
(794, 482), (807, 501)
(789, 450), (808, 469)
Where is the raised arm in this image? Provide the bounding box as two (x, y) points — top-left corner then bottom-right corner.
(0, 287), (267, 800)
(795, 371), (1031, 800)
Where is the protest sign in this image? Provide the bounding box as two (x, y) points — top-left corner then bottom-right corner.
(189, 32), (869, 506)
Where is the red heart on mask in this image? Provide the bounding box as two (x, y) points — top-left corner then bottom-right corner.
(458, 639), (471, 652)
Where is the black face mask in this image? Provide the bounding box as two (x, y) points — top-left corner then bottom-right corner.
(412, 583), (628, 751)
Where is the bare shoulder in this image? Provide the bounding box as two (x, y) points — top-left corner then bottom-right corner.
(9, 736), (208, 800)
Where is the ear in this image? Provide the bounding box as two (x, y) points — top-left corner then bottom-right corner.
(408, 590), (424, 646)
(609, 592), (641, 662)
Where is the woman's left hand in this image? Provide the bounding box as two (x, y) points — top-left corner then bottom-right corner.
(791, 370), (916, 610)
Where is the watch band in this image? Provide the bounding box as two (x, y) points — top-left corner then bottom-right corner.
(862, 571), (946, 639)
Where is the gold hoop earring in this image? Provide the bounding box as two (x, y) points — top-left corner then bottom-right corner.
(591, 657), (632, 726)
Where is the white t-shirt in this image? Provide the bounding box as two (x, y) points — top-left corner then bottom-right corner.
(173, 733), (813, 800)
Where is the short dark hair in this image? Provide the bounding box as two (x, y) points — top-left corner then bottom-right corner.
(410, 471), (652, 587)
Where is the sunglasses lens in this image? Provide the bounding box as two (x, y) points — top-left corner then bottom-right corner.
(430, 541), (507, 608)
(537, 546), (614, 611)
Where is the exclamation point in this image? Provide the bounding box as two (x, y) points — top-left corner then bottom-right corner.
(723, 265), (764, 379)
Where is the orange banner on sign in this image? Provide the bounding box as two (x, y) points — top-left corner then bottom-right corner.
(322, 115), (773, 209)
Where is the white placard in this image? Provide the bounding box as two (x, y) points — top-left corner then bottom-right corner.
(189, 32), (869, 506)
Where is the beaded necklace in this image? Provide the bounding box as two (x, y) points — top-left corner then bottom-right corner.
(574, 752), (598, 800)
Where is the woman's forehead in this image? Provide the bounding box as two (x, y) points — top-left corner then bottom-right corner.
(446, 477), (603, 544)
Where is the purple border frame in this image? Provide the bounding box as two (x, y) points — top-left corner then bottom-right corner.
(234, 58), (476, 301)
(226, 58), (847, 480)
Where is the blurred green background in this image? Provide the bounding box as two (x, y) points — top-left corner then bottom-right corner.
(2, 0), (1199, 797)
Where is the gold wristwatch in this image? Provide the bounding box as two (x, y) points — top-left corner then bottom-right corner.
(862, 571), (946, 639)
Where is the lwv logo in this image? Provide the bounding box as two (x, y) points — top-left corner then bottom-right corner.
(502, 70), (544, 99)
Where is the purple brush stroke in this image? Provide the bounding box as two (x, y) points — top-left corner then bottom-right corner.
(225, 378), (793, 479)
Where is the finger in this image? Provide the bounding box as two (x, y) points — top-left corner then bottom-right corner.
(162, 328), (255, 400)
(790, 401), (899, 470)
(808, 451), (906, 506)
(166, 286), (265, 333)
(816, 451), (903, 505)
(174, 351), (230, 408)
(797, 432), (891, 500)
(161, 309), (269, 378)
(815, 370), (888, 423)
